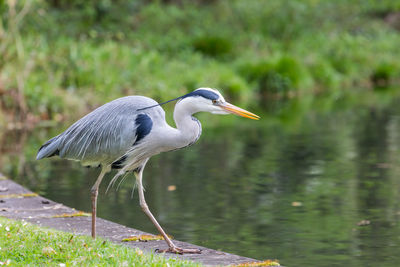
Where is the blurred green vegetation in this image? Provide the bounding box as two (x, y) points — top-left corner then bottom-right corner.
(1, 0), (400, 124)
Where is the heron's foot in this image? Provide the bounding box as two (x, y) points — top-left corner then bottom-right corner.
(156, 246), (202, 254)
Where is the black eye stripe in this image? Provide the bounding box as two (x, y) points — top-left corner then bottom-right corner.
(182, 89), (219, 101)
(137, 89), (220, 111)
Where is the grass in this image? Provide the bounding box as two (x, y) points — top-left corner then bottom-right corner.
(0, 216), (199, 266)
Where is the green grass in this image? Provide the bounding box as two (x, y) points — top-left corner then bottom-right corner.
(0, 216), (199, 266)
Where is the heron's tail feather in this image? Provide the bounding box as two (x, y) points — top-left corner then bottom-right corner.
(36, 135), (62, 160)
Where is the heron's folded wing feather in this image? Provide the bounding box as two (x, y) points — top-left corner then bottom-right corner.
(57, 96), (159, 164)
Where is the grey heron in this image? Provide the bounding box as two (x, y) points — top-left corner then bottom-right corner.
(36, 88), (259, 254)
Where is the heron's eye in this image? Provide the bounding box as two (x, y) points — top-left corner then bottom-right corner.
(212, 100), (217, 104)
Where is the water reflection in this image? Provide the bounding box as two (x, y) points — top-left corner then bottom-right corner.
(2, 99), (400, 267)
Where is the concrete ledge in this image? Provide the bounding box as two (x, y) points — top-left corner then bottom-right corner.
(0, 178), (272, 266)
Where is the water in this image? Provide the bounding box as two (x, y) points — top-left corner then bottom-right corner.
(2, 95), (400, 267)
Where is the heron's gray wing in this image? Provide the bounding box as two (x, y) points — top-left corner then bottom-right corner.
(59, 113), (137, 164)
(37, 96), (161, 166)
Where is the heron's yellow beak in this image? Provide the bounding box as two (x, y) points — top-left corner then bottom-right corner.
(219, 102), (260, 120)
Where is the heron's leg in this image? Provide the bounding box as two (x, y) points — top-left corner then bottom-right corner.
(90, 167), (108, 238)
(135, 169), (201, 254)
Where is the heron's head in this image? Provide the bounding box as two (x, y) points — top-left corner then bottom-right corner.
(178, 88), (260, 120)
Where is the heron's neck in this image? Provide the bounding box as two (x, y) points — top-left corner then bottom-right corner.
(169, 101), (202, 149)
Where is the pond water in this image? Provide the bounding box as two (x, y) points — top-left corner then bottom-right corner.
(2, 93), (400, 267)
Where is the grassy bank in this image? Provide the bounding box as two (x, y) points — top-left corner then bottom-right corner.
(1, 0), (400, 125)
(0, 216), (198, 266)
